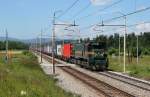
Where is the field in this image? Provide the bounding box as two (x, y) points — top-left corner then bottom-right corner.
(0, 51), (79, 97)
(108, 55), (150, 80)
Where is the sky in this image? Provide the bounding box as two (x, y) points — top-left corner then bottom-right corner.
(0, 0), (150, 40)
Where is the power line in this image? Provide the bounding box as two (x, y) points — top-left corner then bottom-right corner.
(127, 21), (150, 28)
(70, 1), (91, 20)
(80, 23), (95, 31)
(57, 0), (80, 19)
(100, 21), (150, 34)
(104, 6), (150, 23)
(76, 0), (124, 21)
(79, 20), (150, 37)
(80, 5), (150, 31)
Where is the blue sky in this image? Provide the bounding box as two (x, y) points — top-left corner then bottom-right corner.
(0, 0), (150, 39)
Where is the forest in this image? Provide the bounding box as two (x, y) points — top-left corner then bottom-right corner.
(0, 41), (29, 50)
(80, 32), (150, 56)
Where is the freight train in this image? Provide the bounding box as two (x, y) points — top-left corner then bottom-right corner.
(34, 42), (108, 71)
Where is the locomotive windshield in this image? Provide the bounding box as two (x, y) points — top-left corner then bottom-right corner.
(91, 42), (106, 49)
(89, 43), (106, 58)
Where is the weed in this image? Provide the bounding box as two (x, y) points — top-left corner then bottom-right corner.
(0, 51), (79, 97)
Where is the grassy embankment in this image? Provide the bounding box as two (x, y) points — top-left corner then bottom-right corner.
(0, 51), (79, 97)
(108, 55), (150, 80)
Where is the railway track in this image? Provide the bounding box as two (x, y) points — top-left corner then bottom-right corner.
(60, 66), (135, 97)
(99, 71), (150, 91)
(35, 51), (136, 97)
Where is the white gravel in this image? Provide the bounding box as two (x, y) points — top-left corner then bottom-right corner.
(36, 53), (150, 97)
(35, 54), (104, 97)
(55, 68), (104, 97)
(71, 65), (150, 97)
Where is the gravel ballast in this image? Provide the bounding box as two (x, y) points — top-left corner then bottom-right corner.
(72, 65), (150, 97)
(36, 53), (150, 97)
(36, 54), (103, 97)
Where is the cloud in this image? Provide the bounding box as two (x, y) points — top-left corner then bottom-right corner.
(136, 22), (150, 32)
(90, 0), (112, 6)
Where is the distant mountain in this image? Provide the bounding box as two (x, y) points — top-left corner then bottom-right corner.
(0, 37), (20, 41)
(0, 37), (76, 45)
(21, 38), (54, 44)
(21, 38), (76, 45)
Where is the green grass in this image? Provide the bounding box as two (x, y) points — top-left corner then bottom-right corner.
(0, 51), (79, 97)
(108, 55), (150, 80)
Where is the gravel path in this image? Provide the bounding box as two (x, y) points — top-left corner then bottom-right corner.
(36, 54), (103, 97)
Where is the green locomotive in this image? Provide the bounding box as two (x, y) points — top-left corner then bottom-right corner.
(71, 42), (108, 71)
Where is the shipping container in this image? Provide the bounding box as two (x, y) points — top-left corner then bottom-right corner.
(73, 43), (85, 58)
(57, 44), (62, 56)
(63, 43), (72, 58)
(47, 45), (52, 53)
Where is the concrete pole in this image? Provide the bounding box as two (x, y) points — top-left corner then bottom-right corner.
(36, 37), (38, 51)
(63, 31), (64, 46)
(123, 16), (127, 73)
(52, 12), (56, 74)
(119, 33), (121, 65)
(137, 35), (139, 64)
(40, 31), (43, 63)
(5, 29), (8, 64)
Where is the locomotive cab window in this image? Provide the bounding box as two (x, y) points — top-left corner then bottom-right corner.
(89, 43), (106, 58)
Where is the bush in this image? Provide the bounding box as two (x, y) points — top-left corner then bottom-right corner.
(108, 48), (118, 55)
(21, 51), (39, 69)
(20, 56), (39, 69)
(22, 50), (30, 55)
(131, 47), (142, 57)
(142, 48), (150, 55)
(22, 50), (36, 57)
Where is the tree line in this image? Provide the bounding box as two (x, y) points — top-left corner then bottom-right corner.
(79, 32), (150, 57)
(0, 41), (29, 50)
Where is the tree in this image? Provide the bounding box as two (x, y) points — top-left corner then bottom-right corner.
(0, 41), (29, 50)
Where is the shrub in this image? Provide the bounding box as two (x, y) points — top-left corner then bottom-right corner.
(142, 48), (150, 55)
(22, 50), (30, 55)
(21, 51), (38, 69)
(108, 48), (118, 55)
(129, 65), (139, 76)
(131, 47), (142, 57)
(22, 51), (36, 58)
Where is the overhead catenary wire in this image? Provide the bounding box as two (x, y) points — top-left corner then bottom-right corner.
(80, 5), (150, 31)
(125, 21), (150, 28)
(103, 5), (150, 23)
(57, 0), (80, 19)
(69, 1), (91, 20)
(76, 0), (124, 21)
(79, 20), (150, 37)
(102, 21), (150, 34)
